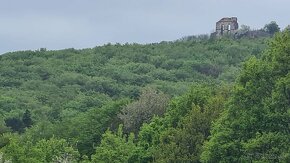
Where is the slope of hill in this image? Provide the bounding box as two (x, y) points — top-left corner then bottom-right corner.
(0, 34), (273, 161)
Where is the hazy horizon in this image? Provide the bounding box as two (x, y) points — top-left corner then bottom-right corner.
(1, 0), (289, 54)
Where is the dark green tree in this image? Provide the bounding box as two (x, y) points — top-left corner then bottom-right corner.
(22, 109), (33, 128)
(286, 25), (290, 31)
(264, 21), (280, 35)
(4, 117), (24, 133)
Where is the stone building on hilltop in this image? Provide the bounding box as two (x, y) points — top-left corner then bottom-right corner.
(215, 17), (239, 35)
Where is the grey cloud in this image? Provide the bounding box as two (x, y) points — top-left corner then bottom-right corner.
(0, 0), (289, 54)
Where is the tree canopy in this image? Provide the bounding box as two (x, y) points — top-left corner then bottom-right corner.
(1, 26), (288, 162)
(201, 30), (290, 162)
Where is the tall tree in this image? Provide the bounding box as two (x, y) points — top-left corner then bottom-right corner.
(264, 21), (280, 35)
(201, 31), (290, 162)
(22, 109), (33, 128)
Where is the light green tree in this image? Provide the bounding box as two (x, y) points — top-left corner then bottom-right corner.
(91, 125), (137, 163)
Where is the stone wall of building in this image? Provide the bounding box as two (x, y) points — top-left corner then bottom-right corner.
(216, 17), (239, 35)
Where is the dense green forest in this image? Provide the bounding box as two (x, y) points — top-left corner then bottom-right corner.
(0, 25), (289, 162)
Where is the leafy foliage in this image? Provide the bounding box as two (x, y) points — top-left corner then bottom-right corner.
(91, 125), (137, 163)
(0, 28), (282, 162)
(201, 31), (290, 162)
(264, 21), (280, 35)
(1, 135), (79, 163)
(118, 87), (170, 133)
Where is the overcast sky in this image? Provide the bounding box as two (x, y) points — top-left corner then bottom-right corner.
(0, 0), (289, 54)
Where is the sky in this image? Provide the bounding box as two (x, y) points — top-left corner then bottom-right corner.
(0, 0), (289, 54)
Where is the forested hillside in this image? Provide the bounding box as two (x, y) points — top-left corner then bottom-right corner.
(0, 30), (289, 162)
